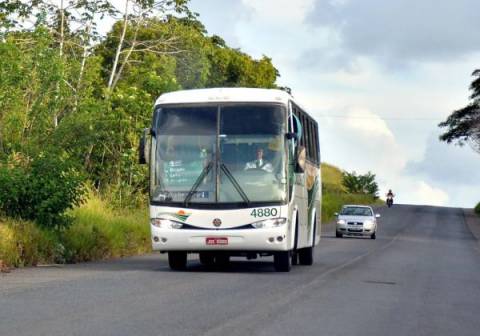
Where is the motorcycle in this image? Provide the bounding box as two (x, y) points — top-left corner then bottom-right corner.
(386, 195), (393, 208)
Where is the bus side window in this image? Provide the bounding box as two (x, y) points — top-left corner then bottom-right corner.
(289, 114), (302, 142)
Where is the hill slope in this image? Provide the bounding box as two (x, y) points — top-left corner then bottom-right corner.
(321, 163), (381, 223)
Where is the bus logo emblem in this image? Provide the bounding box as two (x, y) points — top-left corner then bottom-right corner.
(213, 218), (222, 227)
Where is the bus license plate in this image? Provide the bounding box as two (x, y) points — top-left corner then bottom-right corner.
(206, 237), (228, 245)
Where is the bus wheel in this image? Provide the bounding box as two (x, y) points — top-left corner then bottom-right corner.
(299, 222), (316, 265)
(274, 251), (292, 272)
(214, 254), (230, 267)
(292, 252), (298, 265)
(168, 251), (187, 270)
(199, 252), (215, 266)
(298, 247), (313, 265)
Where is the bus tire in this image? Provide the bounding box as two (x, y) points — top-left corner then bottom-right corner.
(298, 247), (313, 265)
(168, 251), (187, 270)
(199, 252), (215, 266)
(292, 213), (299, 265)
(299, 222), (315, 265)
(214, 254), (230, 267)
(274, 251), (292, 272)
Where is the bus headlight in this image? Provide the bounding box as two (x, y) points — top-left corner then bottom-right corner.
(150, 218), (183, 229)
(251, 218), (287, 229)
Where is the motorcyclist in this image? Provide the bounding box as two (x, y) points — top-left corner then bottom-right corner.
(386, 189), (395, 207)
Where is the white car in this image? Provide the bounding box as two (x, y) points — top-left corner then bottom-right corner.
(335, 205), (380, 239)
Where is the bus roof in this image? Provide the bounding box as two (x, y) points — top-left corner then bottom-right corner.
(154, 88), (294, 106)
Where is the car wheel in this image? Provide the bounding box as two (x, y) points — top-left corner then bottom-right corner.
(274, 251), (292, 272)
(336, 231), (343, 238)
(371, 232), (376, 240)
(168, 251), (187, 270)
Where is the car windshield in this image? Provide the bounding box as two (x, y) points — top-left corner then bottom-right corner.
(341, 207), (373, 216)
(150, 104), (287, 205)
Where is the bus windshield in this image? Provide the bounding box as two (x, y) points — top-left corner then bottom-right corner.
(151, 104), (287, 205)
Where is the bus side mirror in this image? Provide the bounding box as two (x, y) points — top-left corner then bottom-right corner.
(139, 128), (151, 165)
(286, 132), (298, 140)
(295, 145), (306, 173)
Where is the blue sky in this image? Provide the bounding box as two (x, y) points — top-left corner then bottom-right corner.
(189, 0), (480, 207)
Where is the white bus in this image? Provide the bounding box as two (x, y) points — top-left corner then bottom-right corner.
(139, 88), (321, 272)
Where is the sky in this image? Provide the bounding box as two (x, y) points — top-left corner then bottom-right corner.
(188, 0), (480, 208)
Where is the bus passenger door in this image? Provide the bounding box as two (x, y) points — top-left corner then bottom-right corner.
(294, 168), (309, 249)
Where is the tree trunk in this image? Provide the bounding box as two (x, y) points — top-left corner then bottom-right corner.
(74, 22), (92, 113)
(107, 0), (129, 91)
(54, 0), (65, 128)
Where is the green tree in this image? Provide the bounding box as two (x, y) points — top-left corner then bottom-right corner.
(342, 171), (379, 198)
(439, 69), (480, 147)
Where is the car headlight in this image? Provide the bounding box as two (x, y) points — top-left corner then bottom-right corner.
(251, 217), (287, 229)
(150, 218), (183, 229)
(337, 219), (346, 225)
(364, 220), (373, 226)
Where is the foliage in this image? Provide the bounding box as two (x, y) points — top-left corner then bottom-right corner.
(321, 164), (381, 222)
(0, 1), (282, 266)
(0, 3), (280, 207)
(321, 163), (346, 193)
(341, 171), (379, 198)
(439, 69), (480, 145)
(475, 202), (480, 216)
(61, 194), (150, 263)
(0, 151), (86, 228)
(0, 218), (60, 267)
(322, 191), (381, 223)
(0, 194), (150, 268)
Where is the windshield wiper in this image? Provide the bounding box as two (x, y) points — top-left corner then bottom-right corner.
(184, 161), (213, 206)
(220, 163), (250, 204)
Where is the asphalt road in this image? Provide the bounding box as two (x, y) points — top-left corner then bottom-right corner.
(2, 205), (480, 336)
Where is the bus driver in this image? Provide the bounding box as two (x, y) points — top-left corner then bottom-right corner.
(244, 147), (273, 173)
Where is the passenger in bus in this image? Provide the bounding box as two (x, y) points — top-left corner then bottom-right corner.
(244, 147), (273, 173)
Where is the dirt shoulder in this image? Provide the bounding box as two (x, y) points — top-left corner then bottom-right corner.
(464, 209), (480, 246)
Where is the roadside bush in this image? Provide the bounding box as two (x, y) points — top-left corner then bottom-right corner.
(322, 191), (382, 223)
(62, 195), (150, 263)
(342, 171), (379, 198)
(475, 202), (480, 215)
(0, 152), (86, 229)
(0, 219), (60, 267)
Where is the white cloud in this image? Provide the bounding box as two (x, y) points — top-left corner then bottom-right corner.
(345, 108), (395, 139)
(241, 0), (315, 24)
(307, 0), (480, 65)
(319, 106), (407, 181)
(413, 182), (449, 206)
(189, 0), (479, 207)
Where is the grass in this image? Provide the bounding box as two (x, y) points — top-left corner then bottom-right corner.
(63, 195), (150, 263)
(0, 193), (150, 269)
(0, 218), (60, 268)
(321, 163), (382, 223)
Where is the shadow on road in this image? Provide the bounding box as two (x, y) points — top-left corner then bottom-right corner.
(72, 254), (279, 274)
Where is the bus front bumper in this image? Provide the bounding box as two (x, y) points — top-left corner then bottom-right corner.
(151, 225), (289, 252)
